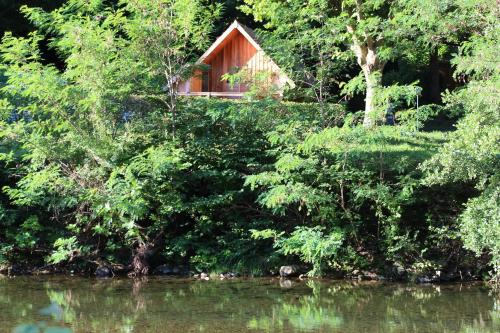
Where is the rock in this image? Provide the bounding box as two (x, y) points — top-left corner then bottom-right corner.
(6, 265), (26, 276)
(154, 264), (182, 276)
(154, 265), (171, 275)
(200, 272), (209, 281)
(279, 265), (300, 278)
(415, 274), (440, 284)
(298, 274), (307, 280)
(219, 272), (238, 279)
(279, 279), (293, 288)
(441, 270), (459, 282)
(415, 275), (432, 284)
(35, 269), (52, 275)
(389, 262), (407, 280)
(361, 271), (379, 280)
(413, 269), (444, 284)
(95, 266), (113, 278)
(347, 270), (383, 281)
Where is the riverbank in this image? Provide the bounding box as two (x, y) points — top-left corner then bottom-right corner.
(1, 99), (497, 284)
(0, 262), (486, 284)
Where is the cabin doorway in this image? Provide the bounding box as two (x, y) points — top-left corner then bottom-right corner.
(201, 71), (209, 92)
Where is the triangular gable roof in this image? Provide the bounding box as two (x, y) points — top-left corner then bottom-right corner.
(197, 20), (295, 88)
(197, 20), (261, 63)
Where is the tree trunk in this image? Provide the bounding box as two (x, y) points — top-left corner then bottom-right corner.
(347, 31), (385, 127)
(429, 49), (441, 103)
(129, 230), (165, 276)
(363, 68), (383, 127)
(352, 45), (385, 128)
(131, 242), (152, 276)
(347, 2), (386, 128)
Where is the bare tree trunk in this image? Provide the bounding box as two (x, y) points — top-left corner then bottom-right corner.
(131, 242), (152, 276)
(349, 39), (385, 127)
(347, 1), (386, 128)
(362, 67), (383, 127)
(429, 49), (441, 103)
(129, 230), (166, 276)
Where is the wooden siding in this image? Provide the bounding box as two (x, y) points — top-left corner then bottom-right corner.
(191, 69), (202, 92)
(181, 24), (293, 96)
(206, 31), (257, 92)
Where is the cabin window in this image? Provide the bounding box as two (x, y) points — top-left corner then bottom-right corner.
(202, 71), (209, 92)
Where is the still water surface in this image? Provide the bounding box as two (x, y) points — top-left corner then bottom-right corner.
(0, 276), (498, 333)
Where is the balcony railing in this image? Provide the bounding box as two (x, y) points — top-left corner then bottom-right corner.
(178, 91), (244, 98)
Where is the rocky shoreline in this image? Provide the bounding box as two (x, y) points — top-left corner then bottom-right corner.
(0, 263), (480, 284)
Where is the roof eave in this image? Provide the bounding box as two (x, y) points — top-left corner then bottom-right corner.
(197, 20), (262, 64)
(194, 20), (296, 89)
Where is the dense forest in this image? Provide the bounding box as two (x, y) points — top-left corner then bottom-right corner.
(0, 0), (498, 283)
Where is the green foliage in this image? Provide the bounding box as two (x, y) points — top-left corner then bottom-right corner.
(246, 110), (457, 273)
(459, 185), (500, 278)
(222, 69), (279, 100)
(253, 226), (344, 276)
(12, 216), (42, 249)
(423, 4), (500, 280)
(0, 0), (497, 281)
(241, 0), (454, 124)
(241, 0), (353, 103)
(0, 0), (223, 271)
(48, 237), (81, 264)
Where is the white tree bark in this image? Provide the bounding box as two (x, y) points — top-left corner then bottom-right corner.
(362, 64), (384, 127)
(348, 34), (386, 127)
(347, 1), (386, 127)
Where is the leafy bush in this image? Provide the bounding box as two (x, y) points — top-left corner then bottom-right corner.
(252, 226), (344, 276)
(0, 0), (497, 281)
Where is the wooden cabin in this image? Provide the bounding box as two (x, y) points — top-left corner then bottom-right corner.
(177, 20), (294, 98)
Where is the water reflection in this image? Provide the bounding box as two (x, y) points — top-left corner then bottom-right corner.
(0, 276), (498, 333)
(12, 299), (72, 333)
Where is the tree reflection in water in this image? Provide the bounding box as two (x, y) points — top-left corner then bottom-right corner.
(0, 277), (498, 333)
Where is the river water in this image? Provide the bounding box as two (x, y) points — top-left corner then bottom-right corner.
(0, 276), (498, 333)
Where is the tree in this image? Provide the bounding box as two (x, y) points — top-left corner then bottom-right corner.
(0, 0), (220, 275)
(341, 0), (389, 126)
(242, 1), (417, 126)
(242, 0), (490, 126)
(422, 0), (500, 281)
(121, 0), (221, 137)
